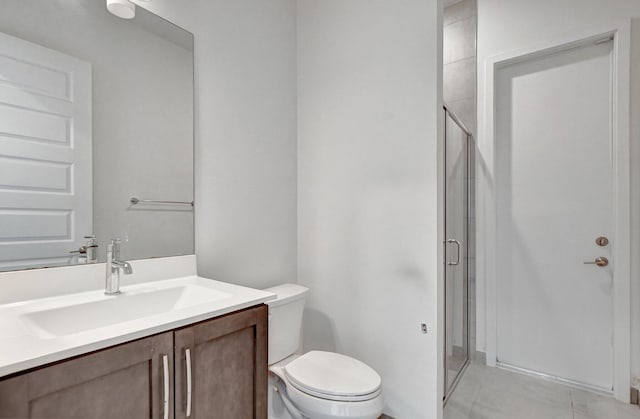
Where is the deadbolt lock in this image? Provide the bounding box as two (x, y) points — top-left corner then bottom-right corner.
(595, 236), (609, 247)
(584, 256), (609, 267)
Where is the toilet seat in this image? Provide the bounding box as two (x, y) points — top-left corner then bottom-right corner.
(269, 353), (385, 419)
(284, 351), (382, 402)
(285, 379), (385, 419)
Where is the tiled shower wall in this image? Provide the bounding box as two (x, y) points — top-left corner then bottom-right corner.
(443, 0), (478, 359)
(444, 0), (477, 135)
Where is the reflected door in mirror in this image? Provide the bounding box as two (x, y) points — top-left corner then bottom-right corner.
(0, 0), (194, 272)
(0, 32), (92, 271)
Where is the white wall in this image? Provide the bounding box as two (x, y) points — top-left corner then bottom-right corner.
(443, 0), (477, 135)
(477, 0), (640, 382)
(136, 0), (298, 290)
(297, 1), (443, 417)
(143, 1), (445, 416)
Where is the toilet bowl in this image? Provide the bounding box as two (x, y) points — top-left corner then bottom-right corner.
(269, 352), (384, 419)
(264, 284), (384, 419)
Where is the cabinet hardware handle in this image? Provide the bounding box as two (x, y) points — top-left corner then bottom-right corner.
(162, 355), (169, 419)
(186, 348), (193, 417)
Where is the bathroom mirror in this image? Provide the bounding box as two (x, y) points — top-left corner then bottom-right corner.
(0, 0), (194, 271)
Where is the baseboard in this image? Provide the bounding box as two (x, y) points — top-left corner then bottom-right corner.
(631, 378), (639, 405)
(474, 350), (486, 364)
(497, 362), (613, 397)
(630, 388), (638, 405)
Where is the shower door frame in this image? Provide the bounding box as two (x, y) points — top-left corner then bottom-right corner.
(443, 105), (473, 403)
(478, 22), (631, 402)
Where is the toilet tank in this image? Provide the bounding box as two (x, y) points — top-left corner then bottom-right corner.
(263, 283), (309, 365)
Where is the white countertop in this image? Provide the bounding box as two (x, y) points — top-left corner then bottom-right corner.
(0, 257), (275, 378)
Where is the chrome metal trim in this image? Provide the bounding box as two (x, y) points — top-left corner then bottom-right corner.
(185, 348), (192, 417)
(130, 197), (194, 206)
(443, 104), (473, 137)
(443, 358), (470, 406)
(442, 105), (473, 403)
(446, 239), (462, 266)
(496, 362), (614, 396)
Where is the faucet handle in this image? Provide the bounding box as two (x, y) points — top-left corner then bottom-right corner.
(110, 238), (122, 251)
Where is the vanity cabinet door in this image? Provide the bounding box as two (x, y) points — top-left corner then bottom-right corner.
(0, 332), (174, 419)
(174, 305), (268, 419)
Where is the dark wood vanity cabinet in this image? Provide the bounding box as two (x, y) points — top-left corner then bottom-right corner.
(175, 305), (268, 419)
(0, 332), (174, 418)
(0, 305), (268, 419)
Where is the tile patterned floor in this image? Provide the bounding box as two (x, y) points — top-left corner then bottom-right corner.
(444, 362), (640, 419)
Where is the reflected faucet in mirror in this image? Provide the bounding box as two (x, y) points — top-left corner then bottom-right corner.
(105, 239), (133, 296)
(69, 235), (99, 264)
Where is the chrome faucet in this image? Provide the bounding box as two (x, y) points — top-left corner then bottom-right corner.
(105, 238), (133, 295)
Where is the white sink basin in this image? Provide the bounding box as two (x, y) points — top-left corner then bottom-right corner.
(0, 258), (277, 378)
(20, 282), (231, 337)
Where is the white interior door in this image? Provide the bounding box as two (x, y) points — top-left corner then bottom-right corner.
(0, 31), (91, 270)
(495, 40), (614, 391)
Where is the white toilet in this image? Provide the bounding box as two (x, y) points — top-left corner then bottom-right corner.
(265, 283), (384, 419)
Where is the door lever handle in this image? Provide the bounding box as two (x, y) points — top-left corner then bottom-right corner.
(584, 256), (609, 267)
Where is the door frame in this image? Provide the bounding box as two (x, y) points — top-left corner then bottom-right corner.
(477, 21), (631, 402)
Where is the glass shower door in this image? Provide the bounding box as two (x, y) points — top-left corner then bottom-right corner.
(444, 108), (470, 400)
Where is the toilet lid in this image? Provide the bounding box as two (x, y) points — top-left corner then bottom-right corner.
(284, 351), (382, 400)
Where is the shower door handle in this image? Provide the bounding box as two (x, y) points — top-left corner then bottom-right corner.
(445, 239), (461, 266)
